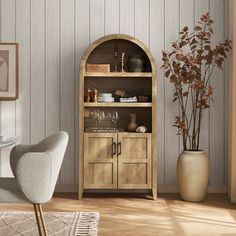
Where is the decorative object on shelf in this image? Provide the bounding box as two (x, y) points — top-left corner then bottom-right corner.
(88, 109), (121, 133)
(111, 111), (119, 131)
(86, 88), (91, 102)
(127, 54), (146, 72)
(93, 89), (98, 103)
(138, 95), (149, 102)
(86, 63), (110, 73)
(136, 126), (147, 133)
(98, 110), (106, 130)
(162, 12), (231, 202)
(120, 97), (137, 103)
(114, 45), (118, 72)
(93, 109), (99, 132)
(127, 113), (138, 132)
(105, 111), (112, 131)
(121, 52), (125, 72)
(0, 43), (19, 100)
(97, 93), (114, 102)
(114, 89), (137, 102)
(115, 89), (125, 97)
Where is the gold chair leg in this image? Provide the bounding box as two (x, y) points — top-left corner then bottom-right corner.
(38, 204), (48, 236)
(33, 204), (43, 236)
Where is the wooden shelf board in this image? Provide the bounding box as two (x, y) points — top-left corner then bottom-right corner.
(84, 72), (152, 77)
(84, 102), (152, 107)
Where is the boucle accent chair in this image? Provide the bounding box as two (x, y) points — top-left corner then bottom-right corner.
(0, 131), (69, 236)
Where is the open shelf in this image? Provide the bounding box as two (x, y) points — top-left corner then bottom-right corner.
(84, 72), (152, 77)
(84, 102), (152, 107)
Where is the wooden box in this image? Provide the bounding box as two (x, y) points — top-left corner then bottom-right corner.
(86, 63), (110, 73)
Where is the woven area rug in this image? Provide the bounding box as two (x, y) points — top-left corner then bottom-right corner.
(0, 211), (99, 236)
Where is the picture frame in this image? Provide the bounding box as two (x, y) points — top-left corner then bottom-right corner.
(0, 43), (19, 100)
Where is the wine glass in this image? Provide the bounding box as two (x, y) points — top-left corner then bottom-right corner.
(105, 111), (112, 131)
(99, 111), (106, 131)
(112, 111), (119, 132)
(92, 109), (99, 132)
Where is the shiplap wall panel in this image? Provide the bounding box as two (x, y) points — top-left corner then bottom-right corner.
(210, 0), (225, 185)
(150, 0), (165, 184)
(224, 0), (229, 184)
(45, 0), (60, 186)
(180, 0), (194, 31)
(0, 0), (16, 177)
(59, 0), (75, 185)
(75, 0), (90, 186)
(90, 0), (105, 43)
(45, 0), (60, 136)
(120, 0), (134, 36)
(0, 0), (229, 190)
(195, 0), (210, 159)
(16, 0), (31, 145)
(179, 0), (194, 154)
(31, 0), (45, 144)
(105, 0), (120, 35)
(164, 0), (180, 184)
(134, 0), (149, 47)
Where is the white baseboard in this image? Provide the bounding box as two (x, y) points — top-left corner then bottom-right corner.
(55, 184), (228, 193)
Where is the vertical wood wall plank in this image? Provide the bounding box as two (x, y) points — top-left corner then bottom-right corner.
(224, 0), (229, 185)
(195, 0), (210, 158)
(31, 0), (45, 143)
(0, 0), (16, 176)
(75, 0), (90, 187)
(134, 0), (149, 46)
(150, 0), (165, 184)
(90, 0), (105, 43)
(45, 0), (60, 136)
(120, 0), (134, 36)
(45, 0), (60, 186)
(179, 0), (194, 153)
(180, 0), (194, 31)
(105, 0), (119, 35)
(164, 0), (180, 184)
(210, 0), (225, 185)
(16, 0), (30, 145)
(60, 0), (75, 185)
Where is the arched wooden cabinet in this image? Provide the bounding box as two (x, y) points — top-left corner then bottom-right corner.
(79, 34), (157, 199)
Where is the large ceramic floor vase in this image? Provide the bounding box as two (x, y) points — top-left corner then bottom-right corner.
(177, 150), (210, 202)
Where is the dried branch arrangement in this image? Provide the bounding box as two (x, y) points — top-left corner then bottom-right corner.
(162, 12), (231, 151)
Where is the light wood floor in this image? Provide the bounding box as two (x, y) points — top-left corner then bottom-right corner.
(1, 193), (236, 236)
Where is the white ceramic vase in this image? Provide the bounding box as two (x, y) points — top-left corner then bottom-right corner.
(177, 150), (210, 202)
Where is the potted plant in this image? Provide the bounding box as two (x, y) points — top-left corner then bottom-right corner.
(161, 13), (231, 202)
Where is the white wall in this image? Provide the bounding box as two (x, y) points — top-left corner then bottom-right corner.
(0, 0), (229, 192)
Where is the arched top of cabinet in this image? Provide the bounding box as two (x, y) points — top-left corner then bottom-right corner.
(80, 34), (157, 74)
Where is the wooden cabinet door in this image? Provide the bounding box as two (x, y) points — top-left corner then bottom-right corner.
(117, 133), (151, 189)
(84, 133), (117, 188)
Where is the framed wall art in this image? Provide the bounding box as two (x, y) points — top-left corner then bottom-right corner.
(0, 43), (19, 100)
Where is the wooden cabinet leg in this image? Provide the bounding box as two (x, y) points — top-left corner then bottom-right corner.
(152, 188), (157, 200)
(78, 188), (83, 200)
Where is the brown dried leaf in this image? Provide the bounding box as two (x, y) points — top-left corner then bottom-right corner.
(165, 69), (171, 77)
(194, 26), (202, 31)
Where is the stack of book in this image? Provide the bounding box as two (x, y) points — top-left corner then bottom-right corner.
(97, 93), (114, 102)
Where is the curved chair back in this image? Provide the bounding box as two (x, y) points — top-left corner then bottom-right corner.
(9, 131), (68, 203)
(37, 132), (69, 198)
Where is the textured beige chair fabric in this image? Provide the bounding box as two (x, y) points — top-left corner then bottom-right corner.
(0, 131), (68, 235)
